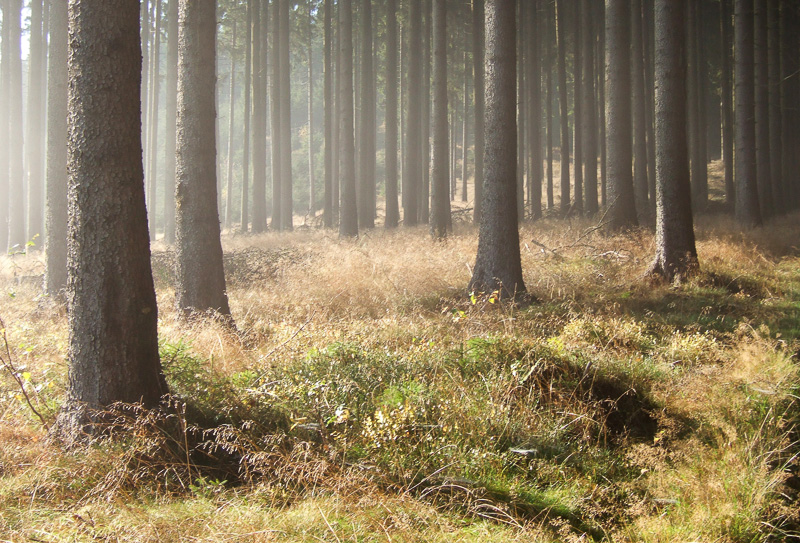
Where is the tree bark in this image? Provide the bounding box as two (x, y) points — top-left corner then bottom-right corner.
(472, 0), (484, 224)
(648, 0), (697, 282)
(469, 0), (525, 299)
(556, 0), (570, 216)
(720, 0), (735, 209)
(767, 0), (782, 213)
(385, 0), (399, 229)
(605, 0), (638, 231)
(734, 0), (761, 227)
(527, 0), (543, 220)
(174, 0), (232, 318)
(582, 0), (598, 216)
(754, 0), (773, 218)
(307, 0), (316, 215)
(6, 0), (24, 251)
(44, 0), (68, 297)
(26, 0), (45, 245)
(146, 0), (162, 240)
(224, 21), (237, 230)
(338, 0), (358, 237)
(430, 0), (449, 239)
(631, 0), (649, 222)
(324, 0), (335, 227)
(278, 0), (293, 230)
(358, 0), (375, 229)
(56, 0), (166, 441)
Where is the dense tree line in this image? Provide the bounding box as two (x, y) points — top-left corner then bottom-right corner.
(1, 0), (799, 439)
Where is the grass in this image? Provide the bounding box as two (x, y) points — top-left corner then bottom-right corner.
(0, 210), (799, 542)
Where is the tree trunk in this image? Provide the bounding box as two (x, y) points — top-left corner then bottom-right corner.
(338, 0), (358, 237)
(279, 0), (293, 230)
(174, 0), (232, 318)
(754, 0), (773, 218)
(163, 0), (178, 242)
(56, 0), (166, 441)
(720, 0), (735, 209)
(472, 0), (484, 224)
(308, 0), (316, 215)
(767, 0), (782, 213)
(556, 0), (570, 217)
(419, 0), (432, 224)
(470, 0), (525, 299)
(6, 0), (24, 251)
(146, 0), (163, 240)
(358, 0), (375, 229)
(252, 0), (269, 232)
(224, 21), (237, 230)
(573, 1), (584, 216)
(385, 0), (399, 229)
(582, 0), (598, 216)
(527, 0), (543, 220)
(324, 0), (335, 227)
(648, 0), (697, 282)
(44, 0), (68, 297)
(734, 0), (761, 227)
(402, 0), (423, 226)
(605, 0), (638, 231)
(631, 0), (649, 222)
(430, 0), (449, 238)
(26, 0), (44, 245)
(269, 0), (282, 230)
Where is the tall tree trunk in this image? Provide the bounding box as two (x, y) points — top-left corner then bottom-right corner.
(582, 0), (598, 216)
(605, 0), (638, 231)
(338, 0), (358, 237)
(642, 0), (657, 216)
(430, 0), (449, 238)
(720, 0), (735, 209)
(269, 0), (282, 230)
(516, 0), (525, 220)
(598, 0), (607, 207)
(224, 21), (237, 230)
(631, 0), (649, 222)
(648, 0), (697, 281)
(419, 0), (432, 224)
(528, 0), (543, 220)
(26, 0), (44, 245)
(403, 0), (423, 226)
(175, 0), (232, 318)
(358, 0), (375, 229)
(44, 0), (68, 296)
(767, 0), (782, 213)
(573, 1), (584, 216)
(556, 0), (570, 216)
(147, 0), (163, 240)
(308, 0), (316, 215)
(0, 0), (9, 249)
(754, 0), (773, 218)
(546, 30), (554, 210)
(164, 0), (179, 242)
(252, 0), (268, 232)
(472, 0), (484, 224)
(385, 0), (399, 228)
(470, 0), (525, 298)
(461, 40), (470, 204)
(324, 0), (335, 227)
(6, 0), (24, 251)
(57, 0), (166, 441)
(279, 0), (293, 230)
(734, 0), (761, 227)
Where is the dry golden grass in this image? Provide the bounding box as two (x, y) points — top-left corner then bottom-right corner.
(0, 210), (799, 542)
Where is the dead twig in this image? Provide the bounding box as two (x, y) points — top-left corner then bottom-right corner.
(0, 315), (50, 429)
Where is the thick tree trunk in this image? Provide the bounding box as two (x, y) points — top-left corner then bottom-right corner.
(430, 0), (449, 238)
(472, 0), (484, 224)
(44, 0), (68, 297)
(605, 0), (638, 231)
(338, 0), (358, 237)
(174, 0), (232, 318)
(648, 0), (697, 282)
(469, 0), (525, 299)
(734, 0), (761, 227)
(56, 0), (166, 441)
(358, 0), (375, 229)
(385, 0), (399, 229)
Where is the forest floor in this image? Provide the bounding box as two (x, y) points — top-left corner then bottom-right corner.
(0, 207), (799, 542)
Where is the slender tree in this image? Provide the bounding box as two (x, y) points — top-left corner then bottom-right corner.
(307, 0), (316, 215)
(754, 0), (773, 217)
(146, 0), (163, 240)
(573, 1), (584, 216)
(163, 0), (178, 242)
(26, 0), (45, 244)
(323, 0), (334, 227)
(385, 0), (399, 228)
(174, 0), (232, 318)
(252, 0), (268, 232)
(6, 0), (24, 251)
(270, 0), (282, 230)
(605, 0), (638, 231)
(767, 0), (782, 213)
(720, 0), (735, 208)
(339, 0), (358, 237)
(555, 0), (570, 216)
(582, 0), (598, 216)
(472, 0), (485, 223)
(56, 0), (166, 440)
(734, 0), (761, 227)
(403, 0), (423, 226)
(0, 0), (9, 250)
(526, 0), (543, 219)
(469, 0), (525, 298)
(648, 0), (697, 281)
(358, 0), (375, 229)
(44, 0), (68, 297)
(224, 21), (238, 230)
(631, 0), (649, 221)
(430, 0), (449, 238)
(278, 0), (293, 230)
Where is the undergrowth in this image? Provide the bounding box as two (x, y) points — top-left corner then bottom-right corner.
(0, 212), (798, 542)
